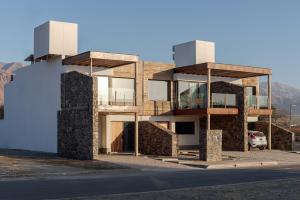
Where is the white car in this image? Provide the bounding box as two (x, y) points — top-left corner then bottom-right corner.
(248, 131), (267, 150)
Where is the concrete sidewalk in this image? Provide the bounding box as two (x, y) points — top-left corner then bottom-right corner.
(96, 154), (197, 171)
(156, 150), (300, 169)
(96, 150), (300, 170)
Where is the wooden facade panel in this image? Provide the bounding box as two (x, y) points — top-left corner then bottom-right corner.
(111, 122), (123, 152)
(98, 105), (138, 113)
(208, 108), (239, 115)
(174, 108), (239, 115)
(174, 62), (271, 78)
(248, 108), (272, 116)
(143, 101), (173, 116)
(112, 63), (135, 78)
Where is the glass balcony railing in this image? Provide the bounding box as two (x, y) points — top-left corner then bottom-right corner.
(177, 95), (207, 110)
(176, 93), (237, 110)
(247, 95), (268, 109)
(98, 88), (135, 106)
(211, 93), (237, 108)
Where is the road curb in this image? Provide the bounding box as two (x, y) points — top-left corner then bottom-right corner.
(180, 161), (278, 169)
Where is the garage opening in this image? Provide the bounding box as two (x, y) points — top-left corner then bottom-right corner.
(111, 121), (135, 153)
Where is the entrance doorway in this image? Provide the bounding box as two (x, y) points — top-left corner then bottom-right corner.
(111, 121), (135, 152)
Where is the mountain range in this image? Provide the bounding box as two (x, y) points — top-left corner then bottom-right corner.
(260, 82), (300, 114)
(0, 62), (24, 112)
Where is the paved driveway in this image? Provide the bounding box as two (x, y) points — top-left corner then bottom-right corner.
(223, 150), (300, 165)
(97, 154), (196, 171)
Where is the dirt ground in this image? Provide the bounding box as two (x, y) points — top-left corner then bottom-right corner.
(0, 149), (127, 179)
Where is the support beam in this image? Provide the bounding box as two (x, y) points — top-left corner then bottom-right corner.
(268, 74), (272, 150)
(90, 58), (93, 76)
(135, 113), (139, 156)
(207, 68), (211, 130)
(134, 62), (139, 156)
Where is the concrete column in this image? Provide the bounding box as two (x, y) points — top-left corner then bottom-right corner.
(106, 115), (112, 154)
(268, 74), (272, 150)
(135, 113), (139, 156)
(90, 58), (93, 76)
(207, 68), (211, 130)
(134, 62), (139, 156)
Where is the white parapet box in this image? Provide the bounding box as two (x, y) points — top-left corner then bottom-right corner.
(173, 40), (215, 67)
(34, 21), (78, 59)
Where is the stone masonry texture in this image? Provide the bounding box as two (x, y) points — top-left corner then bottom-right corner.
(199, 130), (222, 161)
(255, 121), (295, 151)
(58, 71), (98, 160)
(200, 81), (248, 151)
(138, 121), (178, 157)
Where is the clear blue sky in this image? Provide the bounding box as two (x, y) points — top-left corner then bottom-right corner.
(0, 0), (299, 87)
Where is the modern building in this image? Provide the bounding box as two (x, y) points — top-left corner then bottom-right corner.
(0, 21), (273, 160)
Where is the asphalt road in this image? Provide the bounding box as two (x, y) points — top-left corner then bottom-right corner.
(1, 165), (300, 200)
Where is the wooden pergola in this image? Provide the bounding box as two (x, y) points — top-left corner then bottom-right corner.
(62, 51), (140, 156)
(174, 62), (273, 150)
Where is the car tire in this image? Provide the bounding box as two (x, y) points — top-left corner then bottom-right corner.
(259, 146), (265, 150)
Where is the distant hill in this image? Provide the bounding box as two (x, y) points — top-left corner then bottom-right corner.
(0, 62), (24, 118)
(260, 82), (300, 113)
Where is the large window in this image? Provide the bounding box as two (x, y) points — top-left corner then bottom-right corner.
(98, 76), (109, 105)
(148, 80), (169, 101)
(177, 81), (207, 109)
(175, 122), (195, 135)
(112, 77), (135, 105)
(97, 76), (135, 105)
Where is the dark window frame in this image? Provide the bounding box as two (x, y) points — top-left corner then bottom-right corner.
(175, 121), (195, 135)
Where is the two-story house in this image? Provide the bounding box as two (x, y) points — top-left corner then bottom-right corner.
(0, 21), (272, 160)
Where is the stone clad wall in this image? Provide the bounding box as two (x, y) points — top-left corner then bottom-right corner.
(138, 121), (178, 157)
(199, 130), (222, 162)
(202, 81), (248, 151)
(58, 71), (98, 160)
(255, 122), (295, 151)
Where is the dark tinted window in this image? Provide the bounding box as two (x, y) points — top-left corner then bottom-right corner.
(175, 122), (195, 134)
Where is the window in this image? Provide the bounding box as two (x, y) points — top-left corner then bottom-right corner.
(175, 122), (195, 134)
(97, 76), (109, 105)
(97, 76), (135, 105)
(177, 81), (207, 109)
(148, 80), (168, 101)
(112, 77), (135, 105)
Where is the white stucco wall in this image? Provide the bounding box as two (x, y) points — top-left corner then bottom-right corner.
(0, 58), (64, 152)
(34, 21), (78, 59)
(173, 40), (215, 67)
(0, 58), (96, 153)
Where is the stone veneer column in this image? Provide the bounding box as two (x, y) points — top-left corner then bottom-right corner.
(199, 130), (222, 162)
(58, 71), (98, 160)
(208, 81), (248, 152)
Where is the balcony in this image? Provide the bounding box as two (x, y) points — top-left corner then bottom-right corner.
(174, 93), (239, 115)
(98, 88), (138, 113)
(247, 95), (272, 116)
(211, 93), (236, 108)
(247, 95), (268, 109)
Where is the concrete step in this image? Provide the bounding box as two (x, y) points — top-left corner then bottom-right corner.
(154, 157), (179, 162)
